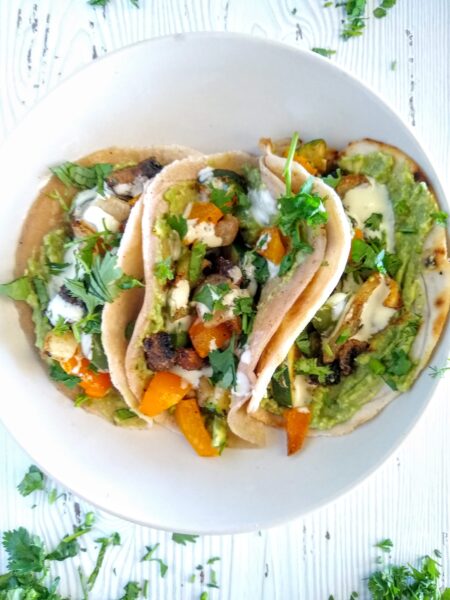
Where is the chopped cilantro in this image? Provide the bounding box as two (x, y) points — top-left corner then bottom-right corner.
(207, 567), (219, 589)
(114, 407), (138, 421)
(207, 557), (221, 565)
(390, 59), (397, 71)
(364, 213), (383, 231)
(167, 214), (188, 239)
(2, 528), (46, 574)
(141, 543), (168, 577)
(49, 362), (81, 389)
(52, 317), (71, 336)
(209, 186), (234, 214)
(312, 47), (336, 58)
(375, 538), (393, 553)
(373, 0), (397, 18)
(384, 349), (412, 377)
(233, 296), (255, 334)
(341, 0), (368, 39)
(119, 581), (142, 600)
(322, 169), (342, 189)
(50, 161), (113, 195)
(17, 466), (46, 497)
(87, 532), (121, 591)
(295, 330), (311, 355)
(429, 359), (450, 379)
(209, 336), (238, 389)
(368, 357), (386, 375)
(432, 211), (448, 226)
(336, 328), (351, 345)
(295, 357), (332, 384)
(193, 283), (229, 314)
(171, 533), (199, 545)
(154, 258), (175, 284)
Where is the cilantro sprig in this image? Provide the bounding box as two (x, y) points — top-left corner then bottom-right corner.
(17, 466), (46, 497)
(193, 283), (230, 317)
(51, 162), (113, 195)
(209, 335), (238, 389)
(295, 357), (333, 384)
(171, 533), (199, 545)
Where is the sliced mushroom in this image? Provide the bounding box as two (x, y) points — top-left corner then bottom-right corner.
(106, 157), (163, 198)
(337, 339), (369, 376)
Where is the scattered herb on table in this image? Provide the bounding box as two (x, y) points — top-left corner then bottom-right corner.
(312, 47), (336, 58)
(119, 581), (142, 599)
(429, 359), (450, 379)
(171, 533), (200, 545)
(17, 465), (46, 496)
(141, 543), (168, 577)
(88, 0), (139, 7)
(88, 532), (121, 590)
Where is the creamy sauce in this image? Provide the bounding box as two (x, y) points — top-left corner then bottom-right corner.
(267, 260), (280, 279)
(240, 349), (252, 365)
(168, 279), (190, 315)
(47, 245), (78, 299)
(228, 265), (242, 283)
(82, 205), (121, 233)
(171, 366), (213, 389)
(46, 294), (85, 325)
(248, 186), (277, 226)
(327, 292), (348, 322)
(197, 166), (214, 184)
(292, 375), (311, 408)
(80, 333), (93, 360)
(353, 277), (396, 342)
(184, 219), (223, 247)
(234, 371), (251, 398)
(343, 177), (395, 251)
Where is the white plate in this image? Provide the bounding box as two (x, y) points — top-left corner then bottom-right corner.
(0, 33), (448, 534)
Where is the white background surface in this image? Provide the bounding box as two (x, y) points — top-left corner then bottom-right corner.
(0, 1), (449, 598)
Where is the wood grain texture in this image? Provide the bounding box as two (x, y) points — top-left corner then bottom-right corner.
(0, 1), (449, 598)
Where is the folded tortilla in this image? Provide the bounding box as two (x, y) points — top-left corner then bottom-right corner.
(227, 141), (352, 444)
(124, 149), (340, 438)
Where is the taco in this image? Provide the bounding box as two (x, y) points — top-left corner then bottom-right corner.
(125, 140), (351, 455)
(0, 145), (200, 427)
(255, 138), (450, 444)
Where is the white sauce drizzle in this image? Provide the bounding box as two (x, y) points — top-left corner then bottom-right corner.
(248, 186), (277, 226)
(353, 278), (396, 342)
(171, 366), (213, 389)
(343, 177), (395, 252)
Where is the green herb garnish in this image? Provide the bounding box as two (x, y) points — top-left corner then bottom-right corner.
(51, 162), (113, 195)
(429, 359), (450, 379)
(188, 241), (207, 285)
(209, 335), (238, 389)
(364, 213), (383, 231)
(233, 296), (255, 335)
(17, 466), (46, 497)
(87, 532), (121, 591)
(295, 357), (332, 384)
(432, 211), (448, 226)
(171, 533), (199, 545)
(312, 47), (336, 58)
(49, 362), (81, 389)
(193, 283), (230, 314)
(119, 581), (142, 600)
(167, 214), (188, 239)
(154, 258), (175, 284)
(141, 543), (168, 577)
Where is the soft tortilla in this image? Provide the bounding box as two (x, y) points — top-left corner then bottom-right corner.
(102, 145), (203, 413)
(308, 139), (450, 436)
(227, 142), (352, 445)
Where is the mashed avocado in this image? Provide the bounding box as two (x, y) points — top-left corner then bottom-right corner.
(304, 150), (434, 429)
(339, 151), (437, 311)
(310, 312), (421, 429)
(164, 181), (199, 214)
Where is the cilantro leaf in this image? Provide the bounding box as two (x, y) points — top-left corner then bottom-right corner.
(46, 539), (80, 562)
(312, 47), (336, 58)
(154, 258), (175, 285)
(295, 357), (332, 384)
(233, 296), (255, 335)
(167, 214), (188, 239)
(2, 528), (46, 573)
(193, 283), (229, 314)
(0, 276), (33, 301)
(432, 210), (448, 226)
(384, 349), (412, 377)
(341, 0), (368, 40)
(141, 543), (168, 577)
(375, 538), (393, 553)
(429, 359), (450, 379)
(119, 581), (142, 600)
(209, 336), (237, 389)
(350, 238), (388, 275)
(50, 162), (113, 194)
(209, 186), (234, 214)
(49, 362), (81, 389)
(171, 533), (199, 545)
(322, 169), (342, 189)
(364, 213), (383, 231)
(295, 330), (311, 355)
(17, 466), (46, 497)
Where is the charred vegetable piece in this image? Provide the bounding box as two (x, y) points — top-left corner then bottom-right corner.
(43, 330), (78, 362)
(143, 332), (176, 371)
(210, 169), (248, 189)
(285, 409), (311, 456)
(175, 399), (219, 457)
(189, 202), (223, 224)
(106, 158), (163, 197)
(188, 242), (207, 285)
(139, 371), (192, 417)
(294, 139), (330, 175)
(175, 347), (204, 370)
(337, 339), (370, 376)
(189, 319), (233, 359)
(256, 227), (286, 265)
(60, 355), (111, 398)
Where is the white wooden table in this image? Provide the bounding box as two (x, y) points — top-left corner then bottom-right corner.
(1, 1), (449, 598)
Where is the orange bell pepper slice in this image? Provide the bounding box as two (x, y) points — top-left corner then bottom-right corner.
(285, 408), (311, 456)
(189, 202), (223, 224)
(60, 356), (112, 399)
(353, 228), (364, 241)
(189, 319), (233, 358)
(256, 226), (286, 265)
(139, 371), (192, 417)
(175, 399), (219, 457)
